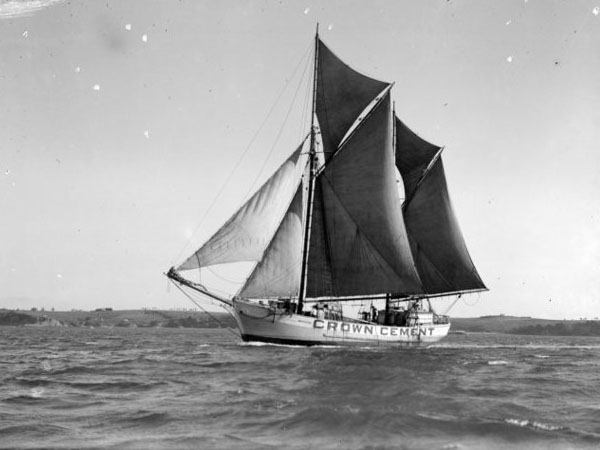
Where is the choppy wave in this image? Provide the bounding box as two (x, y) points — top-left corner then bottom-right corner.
(430, 343), (600, 350)
(1, 327), (599, 449)
(118, 410), (173, 427)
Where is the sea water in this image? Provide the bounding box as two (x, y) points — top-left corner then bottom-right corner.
(1, 326), (599, 449)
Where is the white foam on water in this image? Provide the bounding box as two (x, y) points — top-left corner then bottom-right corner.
(531, 421), (562, 431)
(505, 418), (563, 432)
(238, 341), (304, 348)
(488, 360), (509, 365)
(30, 387), (45, 398)
(237, 341), (342, 349)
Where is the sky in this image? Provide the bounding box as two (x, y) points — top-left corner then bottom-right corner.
(1, 0), (599, 319)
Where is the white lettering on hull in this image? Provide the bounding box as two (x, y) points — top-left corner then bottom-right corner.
(313, 319), (437, 337)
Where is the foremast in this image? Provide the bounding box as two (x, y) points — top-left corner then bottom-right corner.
(297, 24), (320, 314)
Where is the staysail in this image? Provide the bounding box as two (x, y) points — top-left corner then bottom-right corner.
(316, 39), (390, 161)
(306, 94), (423, 298)
(178, 143), (305, 270)
(395, 118), (486, 294)
(238, 183), (304, 298)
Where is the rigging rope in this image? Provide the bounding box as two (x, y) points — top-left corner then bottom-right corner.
(170, 280), (240, 338)
(172, 42), (313, 266)
(299, 51), (314, 143)
(244, 46), (313, 199)
(441, 295), (461, 315)
(461, 291), (482, 307)
(205, 266), (244, 285)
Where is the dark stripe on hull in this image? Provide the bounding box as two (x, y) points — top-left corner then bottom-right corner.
(241, 334), (329, 346)
(240, 333), (428, 347)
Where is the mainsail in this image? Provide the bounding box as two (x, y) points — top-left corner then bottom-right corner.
(395, 118), (486, 294)
(178, 143), (305, 271)
(306, 93), (423, 298)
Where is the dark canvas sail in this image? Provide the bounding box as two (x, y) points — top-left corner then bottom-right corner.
(395, 118), (486, 294)
(394, 119), (441, 200)
(306, 94), (423, 298)
(316, 39), (389, 161)
(238, 183), (304, 298)
(178, 144), (304, 270)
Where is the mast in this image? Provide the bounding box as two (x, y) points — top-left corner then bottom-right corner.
(297, 24), (319, 314)
(392, 101), (397, 160)
(384, 100), (397, 319)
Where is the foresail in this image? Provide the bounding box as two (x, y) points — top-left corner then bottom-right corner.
(178, 143), (305, 271)
(395, 118), (486, 294)
(238, 183), (303, 298)
(317, 39), (390, 161)
(306, 94), (423, 297)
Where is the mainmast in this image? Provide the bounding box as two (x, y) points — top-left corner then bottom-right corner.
(385, 100), (398, 318)
(297, 24), (319, 314)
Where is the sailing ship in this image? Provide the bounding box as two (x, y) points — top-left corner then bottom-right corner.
(167, 29), (486, 345)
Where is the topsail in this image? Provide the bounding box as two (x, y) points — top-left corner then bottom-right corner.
(316, 40), (389, 161)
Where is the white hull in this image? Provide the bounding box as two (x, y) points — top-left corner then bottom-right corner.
(233, 300), (450, 346)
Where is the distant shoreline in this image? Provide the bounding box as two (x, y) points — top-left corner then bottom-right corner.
(1, 309), (600, 337)
(0, 308), (236, 329)
(452, 315), (600, 337)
